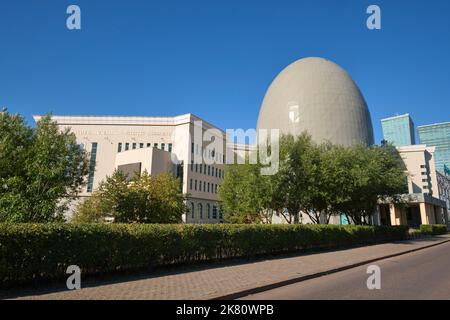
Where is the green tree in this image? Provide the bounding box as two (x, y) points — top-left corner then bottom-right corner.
(219, 133), (407, 225)
(72, 170), (185, 223)
(338, 144), (407, 225)
(0, 111), (89, 222)
(219, 160), (270, 223)
(70, 194), (106, 224)
(220, 133), (316, 224)
(275, 133), (319, 223)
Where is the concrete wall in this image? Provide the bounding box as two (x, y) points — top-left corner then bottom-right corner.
(398, 145), (438, 196)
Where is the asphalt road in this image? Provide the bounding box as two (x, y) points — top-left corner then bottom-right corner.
(241, 241), (450, 300)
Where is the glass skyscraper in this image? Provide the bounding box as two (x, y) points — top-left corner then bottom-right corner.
(381, 114), (416, 146)
(418, 122), (450, 174)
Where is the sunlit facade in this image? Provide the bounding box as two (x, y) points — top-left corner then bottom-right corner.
(381, 114), (415, 146)
(33, 114), (226, 223)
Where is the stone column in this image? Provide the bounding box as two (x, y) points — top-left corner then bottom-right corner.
(390, 204), (398, 226)
(419, 203), (429, 225)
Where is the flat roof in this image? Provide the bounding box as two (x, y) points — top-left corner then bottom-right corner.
(417, 121), (450, 129)
(32, 113), (226, 133)
(381, 114), (411, 122)
(396, 144), (436, 153)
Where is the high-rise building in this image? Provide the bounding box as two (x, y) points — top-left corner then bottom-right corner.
(381, 114), (416, 147)
(418, 122), (450, 174)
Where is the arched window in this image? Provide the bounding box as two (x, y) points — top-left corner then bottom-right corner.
(191, 202), (195, 219)
(206, 204), (211, 219)
(198, 203), (203, 219)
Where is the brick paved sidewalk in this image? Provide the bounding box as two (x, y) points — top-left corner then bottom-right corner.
(4, 235), (450, 300)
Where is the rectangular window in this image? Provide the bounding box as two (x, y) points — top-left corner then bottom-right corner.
(154, 143), (158, 148)
(203, 181), (206, 192)
(87, 142), (98, 193)
(199, 180), (202, 191)
(132, 143), (137, 149)
(168, 143), (172, 152)
(139, 143), (144, 149)
(118, 143), (122, 153)
(208, 166), (211, 176)
(215, 168), (218, 177)
(207, 183), (210, 193)
(212, 206), (217, 219)
(199, 164), (202, 173)
(191, 160), (194, 171)
(191, 142), (194, 154)
(147, 143), (151, 148)
(195, 180), (197, 191)
(190, 179), (193, 190)
(195, 164), (198, 172)
(125, 143), (130, 151)
(161, 143), (165, 151)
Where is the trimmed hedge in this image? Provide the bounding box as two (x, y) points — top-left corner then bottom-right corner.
(419, 224), (448, 235)
(0, 223), (409, 285)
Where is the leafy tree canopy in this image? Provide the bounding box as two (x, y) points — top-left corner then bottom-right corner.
(0, 110), (89, 222)
(219, 133), (407, 225)
(72, 170), (185, 224)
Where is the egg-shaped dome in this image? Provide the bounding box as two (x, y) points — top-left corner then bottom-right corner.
(257, 57), (374, 146)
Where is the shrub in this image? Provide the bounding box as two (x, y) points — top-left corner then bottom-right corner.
(0, 223), (409, 285)
(419, 224), (448, 235)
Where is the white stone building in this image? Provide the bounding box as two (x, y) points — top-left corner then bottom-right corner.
(33, 113), (227, 223)
(377, 145), (449, 228)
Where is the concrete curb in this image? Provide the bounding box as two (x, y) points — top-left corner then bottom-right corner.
(211, 237), (450, 300)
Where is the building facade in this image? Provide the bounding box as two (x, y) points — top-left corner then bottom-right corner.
(418, 122), (450, 174)
(376, 145), (448, 228)
(33, 114), (227, 224)
(381, 114), (416, 146)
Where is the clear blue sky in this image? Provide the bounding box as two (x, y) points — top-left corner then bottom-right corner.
(1, 0), (449, 144)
